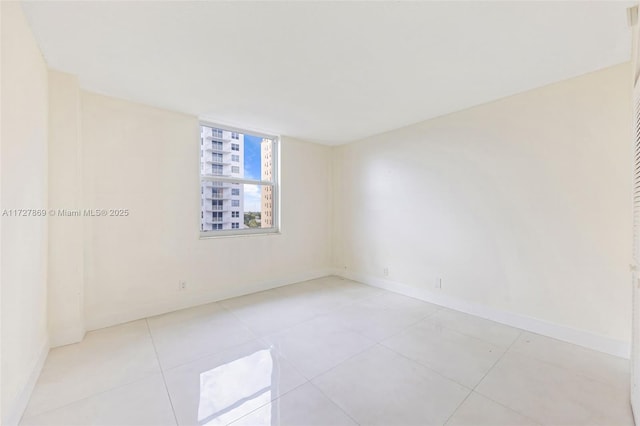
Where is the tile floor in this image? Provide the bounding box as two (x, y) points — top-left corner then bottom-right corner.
(20, 276), (633, 426)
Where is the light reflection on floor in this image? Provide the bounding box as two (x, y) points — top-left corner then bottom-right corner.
(198, 348), (277, 425)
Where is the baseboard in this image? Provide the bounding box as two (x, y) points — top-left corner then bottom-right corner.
(3, 339), (49, 426)
(334, 269), (631, 359)
(86, 268), (334, 331)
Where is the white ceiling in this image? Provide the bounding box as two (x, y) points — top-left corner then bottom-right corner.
(22, 1), (633, 145)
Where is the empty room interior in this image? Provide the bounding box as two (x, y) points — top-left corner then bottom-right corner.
(5, 1), (640, 425)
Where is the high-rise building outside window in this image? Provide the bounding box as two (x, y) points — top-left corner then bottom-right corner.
(199, 122), (279, 236)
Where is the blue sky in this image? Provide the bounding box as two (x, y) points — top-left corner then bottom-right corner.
(243, 134), (262, 180)
(243, 134), (262, 212)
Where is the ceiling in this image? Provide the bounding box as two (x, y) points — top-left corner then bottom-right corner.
(22, 1), (633, 145)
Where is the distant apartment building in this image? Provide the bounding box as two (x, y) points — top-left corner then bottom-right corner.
(261, 138), (273, 228)
(200, 125), (244, 231)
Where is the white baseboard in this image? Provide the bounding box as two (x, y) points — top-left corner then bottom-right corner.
(86, 268), (333, 331)
(3, 339), (49, 426)
(334, 269), (631, 359)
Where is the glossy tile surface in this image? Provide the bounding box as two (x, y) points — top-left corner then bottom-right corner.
(147, 302), (256, 369)
(21, 375), (176, 426)
(230, 383), (357, 426)
(429, 308), (521, 349)
(263, 316), (376, 379)
(312, 345), (470, 425)
(509, 331), (629, 390)
(445, 392), (539, 426)
(163, 340), (306, 426)
(21, 277), (632, 426)
(23, 320), (161, 418)
(381, 317), (505, 388)
(475, 351), (634, 425)
(320, 296), (439, 342)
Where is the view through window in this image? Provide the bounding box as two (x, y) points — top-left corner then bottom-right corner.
(200, 123), (278, 235)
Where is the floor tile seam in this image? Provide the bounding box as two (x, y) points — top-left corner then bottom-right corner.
(218, 300), (330, 339)
(223, 380), (330, 426)
(309, 341), (472, 426)
(472, 330), (522, 392)
(19, 369), (163, 423)
(144, 318), (180, 426)
(146, 309), (243, 332)
(156, 332), (314, 425)
(265, 334), (378, 382)
(378, 321), (514, 372)
(438, 323), (519, 353)
(256, 304), (379, 343)
(255, 338), (316, 383)
(511, 330), (631, 363)
(428, 315), (526, 346)
(288, 296), (443, 344)
(376, 341), (474, 391)
(502, 342), (630, 393)
(365, 306), (447, 343)
(216, 303), (271, 339)
(297, 341), (392, 385)
(442, 389), (474, 426)
(159, 336), (275, 373)
(301, 381), (362, 426)
(441, 333), (524, 426)
(467, 390), (544, 426)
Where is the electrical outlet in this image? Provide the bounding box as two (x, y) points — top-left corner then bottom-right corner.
(383, 267), (389, 277)
(178, 280), (187, 291)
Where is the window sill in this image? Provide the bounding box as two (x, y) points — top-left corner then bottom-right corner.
(199, 229), (281, 240)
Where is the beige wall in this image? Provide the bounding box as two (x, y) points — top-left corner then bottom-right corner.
(80, 92), (333, 330)
(333, 63), (632, 347)
(48, 70), (84, 347)
(1, 2), (50, 424)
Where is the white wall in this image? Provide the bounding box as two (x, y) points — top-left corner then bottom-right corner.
(80, 92), (332, 330)
(333, 63), (632, 351)
(1, 2), (50, 424)
(48, 70), (85, 346)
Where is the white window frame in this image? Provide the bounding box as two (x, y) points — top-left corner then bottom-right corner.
(199, 120), (280, 238)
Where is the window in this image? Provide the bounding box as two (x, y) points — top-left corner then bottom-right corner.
(200, 123), (279, 236)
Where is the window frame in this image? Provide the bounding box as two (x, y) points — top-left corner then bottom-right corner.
(199, 120), (280, 238)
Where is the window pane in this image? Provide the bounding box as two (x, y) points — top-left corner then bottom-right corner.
(243, 184), (274, 229)
(201, 125), (273, 182)
(200, 123), (277, 235)
(200, 179), (245, 231)
(243, 136), (274, 182)
(201, 125), (244, 178)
